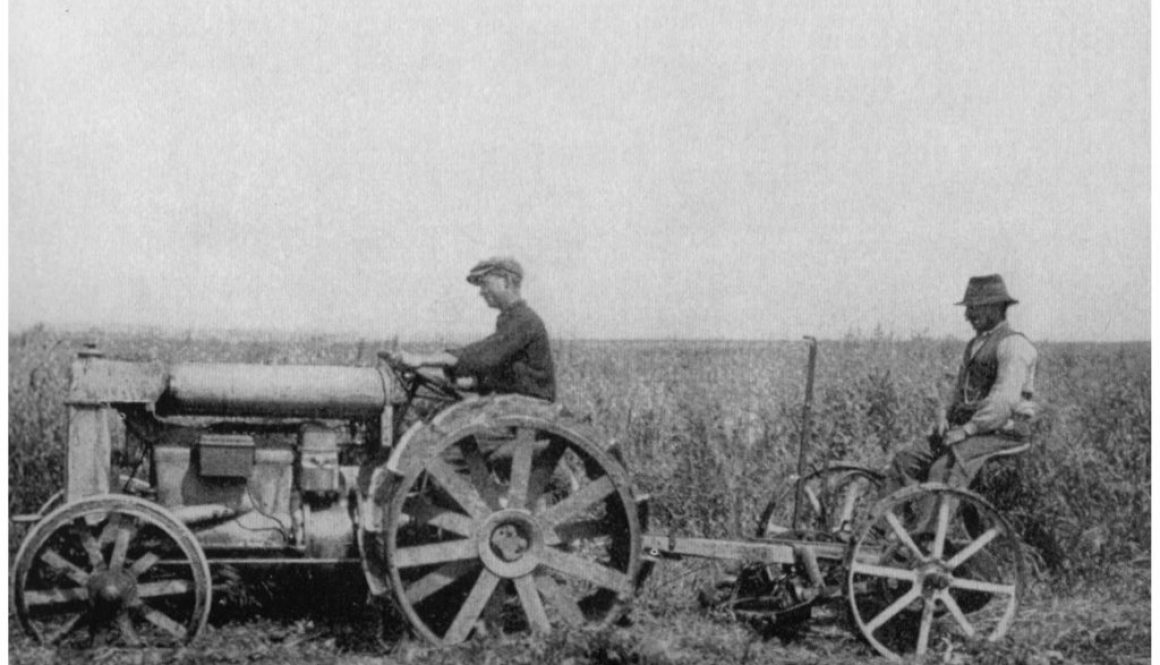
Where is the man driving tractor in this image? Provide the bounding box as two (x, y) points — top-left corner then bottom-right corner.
(382, 256), (556, 402)
(362, 257), (557, 618)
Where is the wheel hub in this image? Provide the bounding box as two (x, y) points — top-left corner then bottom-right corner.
(87, 569), (136, 611)
(490, 523), (531, 562)
(918, 562), (953, 592)
(477, 510), (544, 578)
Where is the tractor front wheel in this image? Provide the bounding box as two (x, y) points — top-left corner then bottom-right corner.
(11, 494), (212, 648)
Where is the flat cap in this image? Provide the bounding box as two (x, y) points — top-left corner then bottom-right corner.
(466, 256), (523, 285)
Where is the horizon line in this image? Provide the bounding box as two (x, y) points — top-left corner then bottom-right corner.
(7, 321), (1150, 346)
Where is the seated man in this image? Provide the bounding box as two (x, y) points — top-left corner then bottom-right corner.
(885, 274), (1039, 513)
(385, 256), (556, 402)
(362, 257), (556, 616)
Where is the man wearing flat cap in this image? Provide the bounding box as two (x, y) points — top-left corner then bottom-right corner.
(359, 258), (555, 621)
(386, 256), (556, 401)
(885, 274), (1039, 503)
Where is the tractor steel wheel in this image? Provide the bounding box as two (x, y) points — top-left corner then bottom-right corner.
(383, 397), (642, 645)
(11, 494), (212, 647)
(844, 484), (1025, 661)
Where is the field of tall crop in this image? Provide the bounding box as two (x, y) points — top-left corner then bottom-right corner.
(7, 326), (1150, 664)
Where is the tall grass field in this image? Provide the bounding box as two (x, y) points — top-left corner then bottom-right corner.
(7, 327), (1150, 664)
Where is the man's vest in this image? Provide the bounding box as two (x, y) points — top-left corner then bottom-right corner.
(947, 325), (1032, 434)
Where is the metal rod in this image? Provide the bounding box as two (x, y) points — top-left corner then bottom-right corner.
(145, 557), (363, 567)
(640, 533), (879, 565)
(791, 336), (819, 532)
(204, 558), (362, 566)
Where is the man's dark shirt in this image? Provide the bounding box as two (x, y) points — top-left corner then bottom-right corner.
(449, 300), (556, 401)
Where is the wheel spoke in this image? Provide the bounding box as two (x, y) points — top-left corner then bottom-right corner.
(932, 494), (951, 559)
(937, 590), (976, 636)
(803, 484), (823, 517)
(884, 511), (926, 559)
(405, 560), (479, 605)
(915, 595), (936, 656)
(98, 513), (123, 547)
(403, 496), (477, 538)
(535, 573), (585, 626)
(946, 527), (1000, 570)
(139, 605), (187, 640)
(136, 580), (195, 599)
(426, 457), (492, 520)
(394, 538), (479, 569)
(539, 546), (631, 594)
(526, 439), (568, 508)
(549, 519), (612, 546)
(836, 482), (865, 529)
(110, 524), (135, 572)
(444, 569), (500, 643)
(46, 613), (87, 645)
(129, 552), (160, 577)
(514, 575), (551, 633)
(507, 432), (536, 510)
(118, 612), (142, 647)
(949, 577), (1016, 596)
(76, 524), (105, 570)
(539, 476), (616, 527)
(24, 586), (90, 607)
(850, 561), (920, 583)
(41, 549), (90, 585)
(460, 437), (501, 510)
(864, 586), (922, 632)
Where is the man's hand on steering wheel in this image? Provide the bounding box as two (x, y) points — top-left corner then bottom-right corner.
(378, 349), (463, 402)
(379, 349), (422, 370)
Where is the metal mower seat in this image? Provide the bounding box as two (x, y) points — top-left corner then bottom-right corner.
(967, 439), (1032, 497)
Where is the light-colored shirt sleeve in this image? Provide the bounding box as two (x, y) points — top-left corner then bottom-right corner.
(963, 335), (1038, 435)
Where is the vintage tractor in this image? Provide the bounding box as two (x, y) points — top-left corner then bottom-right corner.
(10, 343), (1027, 660)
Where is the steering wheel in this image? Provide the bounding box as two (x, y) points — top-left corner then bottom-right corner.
(381, 355), (463, 404)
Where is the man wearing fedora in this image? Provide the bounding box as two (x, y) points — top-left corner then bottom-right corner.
(886, 274), (1039, 500)
(384, 256), (556, 402)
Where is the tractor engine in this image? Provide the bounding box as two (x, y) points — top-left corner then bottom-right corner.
(148, 419), (359, 559)
(67, 352), (397, 561)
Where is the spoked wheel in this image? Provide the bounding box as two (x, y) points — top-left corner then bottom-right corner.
(11, 495), (212, 648)
(845, 483), (1025, 661)
(384, 397), (642, 645)
(757, 464), (884, 538)
(730, 466), (883, 634)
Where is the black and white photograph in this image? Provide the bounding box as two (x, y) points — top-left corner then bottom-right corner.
(8, 2), (1150, 663)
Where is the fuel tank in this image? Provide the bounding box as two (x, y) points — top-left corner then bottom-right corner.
(162, 363), (392, 417)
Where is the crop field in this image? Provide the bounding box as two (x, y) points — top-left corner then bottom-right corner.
(7, 327), (1150, 664)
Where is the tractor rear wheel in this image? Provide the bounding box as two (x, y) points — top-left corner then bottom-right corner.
(382, 396), (643, 645)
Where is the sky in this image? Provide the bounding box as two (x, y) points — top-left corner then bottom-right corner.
(8, 1), (1151, 342)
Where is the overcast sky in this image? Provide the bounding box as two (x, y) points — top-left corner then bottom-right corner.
(9, 1), (1150, 342)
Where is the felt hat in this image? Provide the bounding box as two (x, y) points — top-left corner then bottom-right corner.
(955, 274), (1018, 306)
